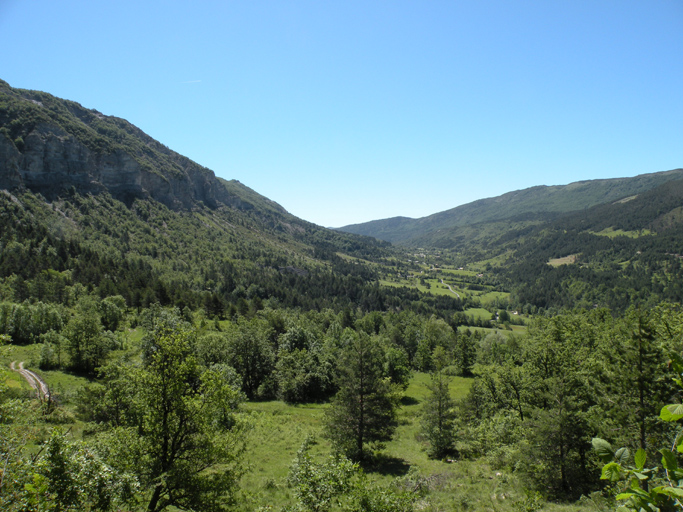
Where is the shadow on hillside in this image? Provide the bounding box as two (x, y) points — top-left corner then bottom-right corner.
(361, 454), (411, 477)
(401, 396), (419, 406)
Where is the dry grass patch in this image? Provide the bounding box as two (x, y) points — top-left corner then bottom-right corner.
(548, 254), (579, 266)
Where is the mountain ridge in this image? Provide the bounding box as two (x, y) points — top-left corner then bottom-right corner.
(2, 79), (467, 319)
(339, 168), (683, 245)
(2, 79), (683, 315)
(0, 79), (251, 212)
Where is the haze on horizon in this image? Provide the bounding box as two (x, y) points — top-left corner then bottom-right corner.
(0, 0), (681, 228)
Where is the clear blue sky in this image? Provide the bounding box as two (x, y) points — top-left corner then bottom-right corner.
(1, 1), (681, 227)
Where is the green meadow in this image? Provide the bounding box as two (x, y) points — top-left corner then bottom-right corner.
(235, 372), (582, 511)
(3, 358), (579, 511)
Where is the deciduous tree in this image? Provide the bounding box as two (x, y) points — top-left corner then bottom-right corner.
(105, 326), (248, 512)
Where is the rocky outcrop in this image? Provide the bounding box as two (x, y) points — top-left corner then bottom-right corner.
(0, 81), (241, 211)
(0, 133), (22, 191)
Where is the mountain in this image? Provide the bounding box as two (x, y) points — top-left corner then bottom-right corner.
(0, 78), (248, 210)
(0, 79), (469, 318)
(338, 167), (683, 312)
(338, 169), (683, 245)
(473, 176), (683, 311)
(2, 78), (682, 315)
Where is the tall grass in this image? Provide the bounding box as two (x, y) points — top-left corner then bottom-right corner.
(2, 347), (592, 511)
(237, 374), (591, 511)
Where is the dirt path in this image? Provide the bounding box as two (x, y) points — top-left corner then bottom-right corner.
(10, 361), (50, 401)
(440, 279), (461, 298)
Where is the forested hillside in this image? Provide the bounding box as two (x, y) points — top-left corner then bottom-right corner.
(0, 79), (465, 319)
(471, 178), (683, 312)
(338, 168), (683, 245)
(347, 174), (683, 314)
(2, 81), (683, 512)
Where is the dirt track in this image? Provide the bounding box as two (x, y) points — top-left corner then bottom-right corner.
(10, 361), (50, 400)
(440, 278), (461, 298)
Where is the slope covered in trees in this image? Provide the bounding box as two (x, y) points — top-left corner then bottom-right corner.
(362, 176), (683, 314)
(338, 169), (683, 244)
(3, 296), (683, 510)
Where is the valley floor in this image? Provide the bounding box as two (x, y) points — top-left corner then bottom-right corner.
(239, 373), (594, 512)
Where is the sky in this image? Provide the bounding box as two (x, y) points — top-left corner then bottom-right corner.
(1, 1), (681, 227)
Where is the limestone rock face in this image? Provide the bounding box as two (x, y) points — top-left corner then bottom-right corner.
(0, 80), (237, 211)
(0, 134), (22, 191)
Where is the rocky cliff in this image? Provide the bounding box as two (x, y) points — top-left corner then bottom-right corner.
(0, 79), (241, 210)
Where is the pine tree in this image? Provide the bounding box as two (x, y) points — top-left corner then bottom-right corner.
(324, 331), (399, 461)
(421, 346), (457, 459)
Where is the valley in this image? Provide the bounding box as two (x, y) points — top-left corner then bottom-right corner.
(1, 80), (683, 512)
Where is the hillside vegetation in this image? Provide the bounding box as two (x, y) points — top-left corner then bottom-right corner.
(339, 169), (683, 245)
(343, 174), (683, 314)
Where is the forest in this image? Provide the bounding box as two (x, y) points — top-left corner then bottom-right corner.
(2, 281), (683, 511)
(1, 188), (683, 511)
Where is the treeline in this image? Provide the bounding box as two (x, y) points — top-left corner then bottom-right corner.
(0, 301), (472, 511)
(0, 294), (472, 391)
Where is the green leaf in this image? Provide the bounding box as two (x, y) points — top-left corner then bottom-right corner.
(615, 492), (635, 500)
(601, 462), (622, 482)
(654, 486), (683, 498)
(661, 449), (678, 471)
(593, 437), (615, 463)
(615, 447), (630, 465)
(628, 486), (653, 498)
(634, 448), (647, 471)
(632, 472), (649, 481)
(660, 404), (683, 422)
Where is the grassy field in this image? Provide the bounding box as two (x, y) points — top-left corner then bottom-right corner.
(437, 268), (479, 277)
(464, 308), (494, 321)
(379, 277), (463, 297)
(0, 342), (42, 368)
(466, 250), (515, 271)
(509, 324), (527, 333)
(378, 257), (521, 316)
(239, 401), (330, 509)
(238, 374), (479, 509)
(477, 291), (510, 305)
(237, 372), (585, 511)
(424, 279), (463, 297)
(0, 343), (43, 396)
(380, 274), (499, 302)
(590, 227), (651, 239)
(4, 344), (587, 511)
